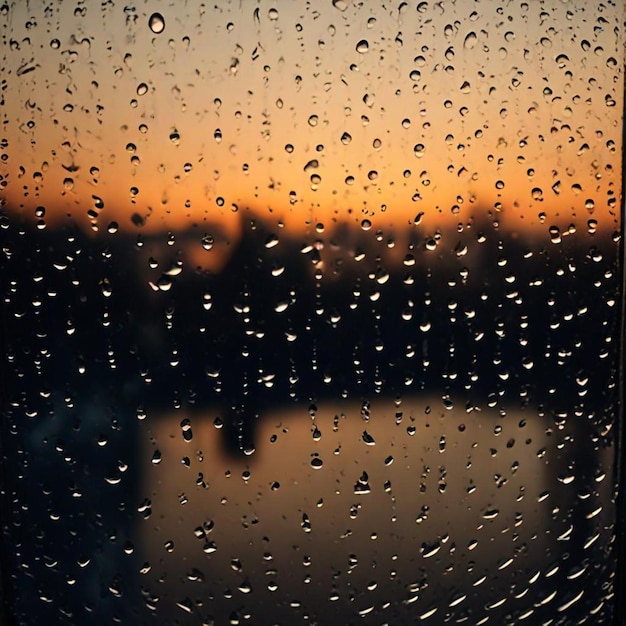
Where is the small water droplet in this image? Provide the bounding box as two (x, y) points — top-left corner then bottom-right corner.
(180, 418), (193, 442)
(362, 430), (375, 445)
(482, 508), (500, 520)
(310, 457), (324, 470)
(463, 31), (477, 49)
(422, 541), (441, 558)
(356, 39), (369, 53)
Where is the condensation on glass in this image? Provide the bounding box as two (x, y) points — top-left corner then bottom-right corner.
(0, 1), (623, 625)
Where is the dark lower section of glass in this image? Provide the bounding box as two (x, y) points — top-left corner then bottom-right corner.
(0, 215), (621, 624)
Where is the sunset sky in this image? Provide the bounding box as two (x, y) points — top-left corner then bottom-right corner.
(1, 1), (623, 240)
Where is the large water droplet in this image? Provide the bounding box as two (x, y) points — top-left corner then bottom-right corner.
(149, 12), (165, 34)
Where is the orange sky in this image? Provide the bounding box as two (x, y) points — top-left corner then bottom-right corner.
(1, 1), (623, 241)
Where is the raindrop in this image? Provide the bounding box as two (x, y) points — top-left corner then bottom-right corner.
(422, 541), (441, 558)
(587, 219), (598, 234)
(354, 475), (371, 494)
(362, 431), (375, 445)
(148, 12), (165, 34)
(180, 418), (193, 442)
(265, 234), (279, 248)
(356, 39), (369, 53)
(463, 31), (477, 49)
(482, 508), (500, 520)
(310, 456), (323, 470)
(136, 83), (148, 96)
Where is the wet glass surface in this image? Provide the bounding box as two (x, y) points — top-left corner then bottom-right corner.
(0, 1), (624, 624)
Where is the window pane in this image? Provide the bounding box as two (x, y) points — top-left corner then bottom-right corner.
(1, 1), (623, 624)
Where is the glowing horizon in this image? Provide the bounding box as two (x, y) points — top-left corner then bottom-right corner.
(1, 1), (622, 239)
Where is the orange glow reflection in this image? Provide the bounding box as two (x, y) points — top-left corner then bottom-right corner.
(139, 396), (613, 622)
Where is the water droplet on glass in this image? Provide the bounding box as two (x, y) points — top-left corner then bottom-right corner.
(148, 12), (165, 34)
(464, 31), (477, 49)
(180, 418), (193, 442)
(310, 457), (324, 470)
(422, 541), (441, 558)
(362, 431), (375, 445)
(482, 508), (500, 520)
(356, 39), (369, 53)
